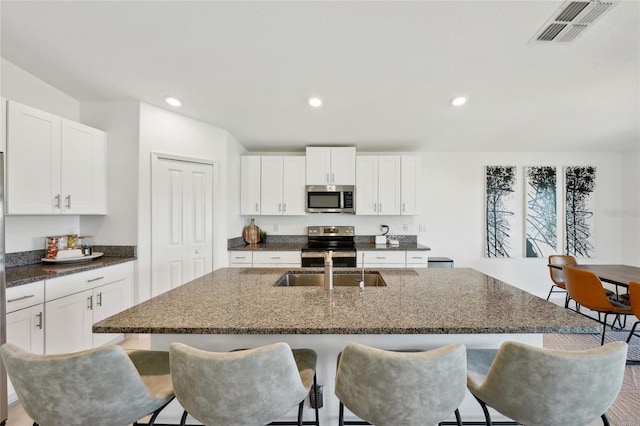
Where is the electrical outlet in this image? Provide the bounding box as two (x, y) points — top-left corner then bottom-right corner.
(274, 224), (279, 232)
(419, 224), (426, 232)
(403, 224), (409, 232)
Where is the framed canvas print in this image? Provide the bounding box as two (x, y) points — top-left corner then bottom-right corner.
(565, 166), (596, 258)
(524, 166), (557, 258)
(485, 166), (517, 258)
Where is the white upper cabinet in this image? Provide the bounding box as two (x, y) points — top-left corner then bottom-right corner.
(281, 156), (306, 215)
(356, 156), (401, 215)
(242, 156), (306, 216)
(261, 156), (306, 215)
(61, 119), (106, 214)
(6, 100), (106, 215)
(240, 156), (261, 215)
(305, 147), (356, 185)
(260, 157), (284, 215)
(400, 156), (417, 215)
(1, 97), (7, 152)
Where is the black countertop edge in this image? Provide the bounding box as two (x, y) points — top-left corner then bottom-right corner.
(6, 256), (136, 288)
(93, 325), (602, 335)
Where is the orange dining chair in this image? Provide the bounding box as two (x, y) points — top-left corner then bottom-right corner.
(625, 282), (640, 344)
(563, 266), (632, 345)
(547, 255), (578, 308)
(547, 255), (615, 310)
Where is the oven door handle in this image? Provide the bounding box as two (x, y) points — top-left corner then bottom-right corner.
(301, 251), (356, 258)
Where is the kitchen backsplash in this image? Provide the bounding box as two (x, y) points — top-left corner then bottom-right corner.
(6, 245), (137, 268)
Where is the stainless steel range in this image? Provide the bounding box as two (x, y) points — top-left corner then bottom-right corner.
(301, 226), (357, 267)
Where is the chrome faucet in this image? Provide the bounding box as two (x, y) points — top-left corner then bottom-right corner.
(324, 251), (334, 291)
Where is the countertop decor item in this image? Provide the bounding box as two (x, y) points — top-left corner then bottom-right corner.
(41, 252), (104, 264)
(242, 218), (261, 244)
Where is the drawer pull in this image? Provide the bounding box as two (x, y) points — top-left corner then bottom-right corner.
(376, 257), (386, 259)
(235, 256), (246, 259)
(36, 312), (43, 330)
(271, 257), (281, 260)
(411, 257), (423, 259)
(8, 294), (35, 303)
(87, 276), (105, 283)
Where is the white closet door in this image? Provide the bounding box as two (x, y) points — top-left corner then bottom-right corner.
(152, 158), (213, 297)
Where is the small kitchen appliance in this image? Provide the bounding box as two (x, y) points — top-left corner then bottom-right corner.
(305, 185), (355, 213)
(301, 226), (357, 267)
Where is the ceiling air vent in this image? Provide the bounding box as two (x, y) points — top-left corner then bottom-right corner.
(531, 1), (616, 44)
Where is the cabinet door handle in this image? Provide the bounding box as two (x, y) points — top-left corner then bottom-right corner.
(7, 294), (35, 303)
(256, 203), (259, 212)
(331, 172), (335, 183)
(97, 292), (103, 307)
(87, 295), (93, 310)
(54, 194), (61, 209)
(65, 195), (72, 209)
(326, 173), (330, 183)
(283, 203), (286, 212)
(87, 276), (104, 283)
(402, 203), (406, 212)
(373, 203), (377, 212)
(279, 203), (282, 212)
(36, 312), (43, 330)
(379, 203), (382, 212)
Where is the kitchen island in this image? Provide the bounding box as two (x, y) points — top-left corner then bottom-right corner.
(94, 267), (599, 424)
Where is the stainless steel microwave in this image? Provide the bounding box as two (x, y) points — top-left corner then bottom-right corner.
(305, 185), (355, 213)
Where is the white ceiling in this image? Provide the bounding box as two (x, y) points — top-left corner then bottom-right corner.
(1, 1), (639, 152)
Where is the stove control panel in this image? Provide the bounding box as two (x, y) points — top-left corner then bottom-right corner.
(307, 226), (354, 237)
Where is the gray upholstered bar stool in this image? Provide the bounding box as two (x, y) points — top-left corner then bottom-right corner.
(0, 343), (174, 426)
(334, 342), (467, 426)
(169, 342), (318, 426)
(467, 341), (627, 426)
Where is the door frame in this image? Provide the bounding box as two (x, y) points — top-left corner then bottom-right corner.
(150, 152), (216, 297)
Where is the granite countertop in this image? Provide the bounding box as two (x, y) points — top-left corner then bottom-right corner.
(227, 242), (430, 251)
(6, 256), (137, 288)
(93, 267), (599, 335)
(228, 242), (305, 251)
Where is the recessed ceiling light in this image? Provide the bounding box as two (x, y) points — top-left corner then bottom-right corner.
(451, 96), (467, 107)
(308, 97), (322, 108)
(165, 97), (182, 107)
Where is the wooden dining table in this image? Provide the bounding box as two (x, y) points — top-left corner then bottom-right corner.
(571, 264), (640, 288)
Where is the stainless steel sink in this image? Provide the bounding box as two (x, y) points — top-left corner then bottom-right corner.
(274, 272), (387, 287)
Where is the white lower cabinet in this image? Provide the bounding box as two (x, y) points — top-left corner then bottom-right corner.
(406, 251), (429, 268)
(358, 251), (406, 268)
(252, 251), (301, 268)
(44, 262), (133, 354)
(229, 252), (253, 267)
(5, 280), (45, 403)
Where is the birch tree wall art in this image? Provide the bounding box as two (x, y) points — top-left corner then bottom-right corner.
(524, 166), (557, 258)
(565, 166), (596, 258)
(485, 166), (517, 257)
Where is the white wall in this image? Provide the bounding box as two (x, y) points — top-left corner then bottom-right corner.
(1, 58), (82, 252)
(137, 102), (237, 302)
(1, 58), (79, 121)
(423, 151), (625, 298)
(78, 101), (140, 245)
(621, 148), (640, 265)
